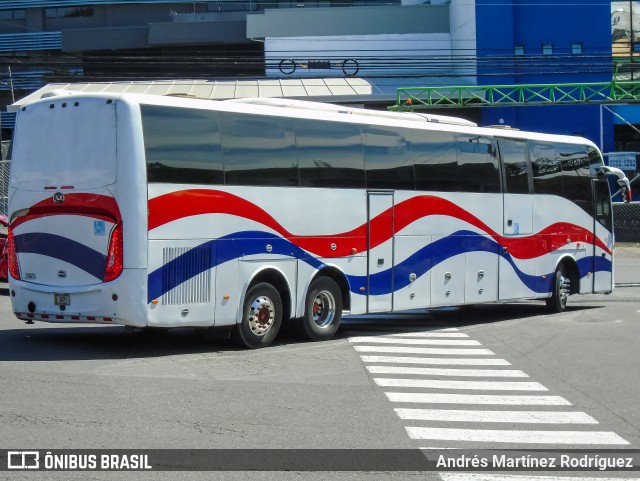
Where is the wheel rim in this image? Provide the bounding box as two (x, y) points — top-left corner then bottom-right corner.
(311, 290), (336, 328)
(248, 295), (276, 336)
(558, 274), (570, 307)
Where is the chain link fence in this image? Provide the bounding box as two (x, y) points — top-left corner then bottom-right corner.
(613, 202), (640, 243)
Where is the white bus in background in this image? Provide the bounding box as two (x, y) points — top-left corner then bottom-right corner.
(6, 92), (630, 348)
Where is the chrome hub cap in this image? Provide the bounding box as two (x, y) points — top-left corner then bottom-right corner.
(248, 296), (275, 336)
(312, 290), (336, 328)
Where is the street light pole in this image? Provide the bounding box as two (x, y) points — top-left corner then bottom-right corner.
(7, 67), (14, 104)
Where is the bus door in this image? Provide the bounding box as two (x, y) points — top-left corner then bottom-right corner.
(592, 177), (614, 292)
(367, 192), (394, 312)
(497, 138), (535, 300)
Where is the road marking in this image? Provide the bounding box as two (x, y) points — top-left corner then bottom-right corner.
(440, 474), (640, 481)
(386, 332), (470, 338)
(386, 392), (571, 405)
(349, 337), (481, 346)
(374, 378), (547, 391)
(395, 408), (598, 424)
(406, 426), (629, 445)
(367, 365), (528, 378)
(360, 355), (511, 366)
(353, 346), (495, 356)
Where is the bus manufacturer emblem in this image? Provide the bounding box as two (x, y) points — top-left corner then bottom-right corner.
(53, 192), (65, 204)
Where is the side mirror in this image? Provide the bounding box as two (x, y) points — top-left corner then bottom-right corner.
(600, 166), (632, 203)
(619, 182), (632, 203)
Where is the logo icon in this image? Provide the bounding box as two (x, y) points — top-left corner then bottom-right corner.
(7, 451), (40, 469)
(53, 192), (64, 204)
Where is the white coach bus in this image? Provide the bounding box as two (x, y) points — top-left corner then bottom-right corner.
(6, 92), (630, 348)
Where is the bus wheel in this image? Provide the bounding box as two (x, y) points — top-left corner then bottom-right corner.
(233, 283), (282, 348)
(546, 265), (570, 313)
(299, 277), (342, 341)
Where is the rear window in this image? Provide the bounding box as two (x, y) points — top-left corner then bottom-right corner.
(10, 98), (117, 190)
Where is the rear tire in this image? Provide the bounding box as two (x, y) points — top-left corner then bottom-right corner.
(298, 277), (342, 341)
(232, 283), (282, 348)
(546, 265), (570, 313)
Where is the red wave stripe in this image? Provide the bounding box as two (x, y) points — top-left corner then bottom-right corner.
(11, 193), (121, 230)
(148, 189), (612, 259)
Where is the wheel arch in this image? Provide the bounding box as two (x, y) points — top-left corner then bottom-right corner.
(310, 265), (351, 312)
(554, 255), (581, 295)
(241, 266), (294, 323)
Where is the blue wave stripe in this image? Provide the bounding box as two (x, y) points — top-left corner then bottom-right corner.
(147, 230), (613, 303)
(148, 231), (324, 303)
(15, 232), (106, 280)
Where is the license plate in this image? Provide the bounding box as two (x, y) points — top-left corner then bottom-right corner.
(54, 293), (70, 306)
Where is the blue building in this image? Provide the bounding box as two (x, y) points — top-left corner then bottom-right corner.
(475, 0), (615, 152)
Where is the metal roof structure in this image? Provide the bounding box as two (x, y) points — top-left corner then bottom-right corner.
(10, 75), (472, 112)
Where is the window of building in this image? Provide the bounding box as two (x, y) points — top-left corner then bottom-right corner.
(0, 9), (26, 20)
(571, 43), (583, 54)
(542, 44), (553, 55)
(514, 45), (525, 56)
(46, 7), (94, 18)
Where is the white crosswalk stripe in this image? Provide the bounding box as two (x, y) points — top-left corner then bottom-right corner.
(395, 409), (598, 424)
(360, 355), (511, 366)
(440, 475), (640, 481)
(374, 378), (548, 391)
(353, 345), (496, 355)
(349, 336), (482, 346)
(367, 365), (528, 377)
(347, 326), (630, 450)
(406, 426), (629, 445)
(385, 392), (571, 405)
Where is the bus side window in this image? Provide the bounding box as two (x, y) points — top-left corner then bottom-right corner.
(530, 141), (564, 196)
(295, 119), (365, 189)
(363, 126), (414, 190)
(559, 143), (592, 216)
(220, 112), (298, 187)
(498, 139), (531, 194)
(410, 130), (458, 192)
(454, 135), (500, 193)
(141, 105), (223, 185)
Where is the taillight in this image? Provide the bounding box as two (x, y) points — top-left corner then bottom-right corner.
(7, 228), (20, 280)
(104, 223), (123, 282)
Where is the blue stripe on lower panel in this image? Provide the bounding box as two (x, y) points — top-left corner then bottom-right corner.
(147, 230), (613, 303)
(15, 232), (106, 280)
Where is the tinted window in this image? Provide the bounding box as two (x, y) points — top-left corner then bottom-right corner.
(220, 112), (297, 186)
(499, 139), (530, 194)
(362, 126), (414, 190)
(594, 178), (612, 231)
(530, 141), (564, 196)
(295, 119), (365, 188)
(142, 105), (223, 184)
(410, 130), (458, 192)
(455, 134), (500, 193)
(559, 143), (592, 214)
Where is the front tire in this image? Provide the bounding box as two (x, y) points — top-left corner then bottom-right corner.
(232, 283), (282, 348)
(298, 277), (343, 341)
(546, 265), (570, 313)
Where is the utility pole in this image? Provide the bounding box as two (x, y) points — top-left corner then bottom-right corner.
(7, 67), (14, 104)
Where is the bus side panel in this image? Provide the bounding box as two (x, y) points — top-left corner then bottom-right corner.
(593, 221), (614, 293)
(532, 195), (606, 297)
(393, 235), (432, 311)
